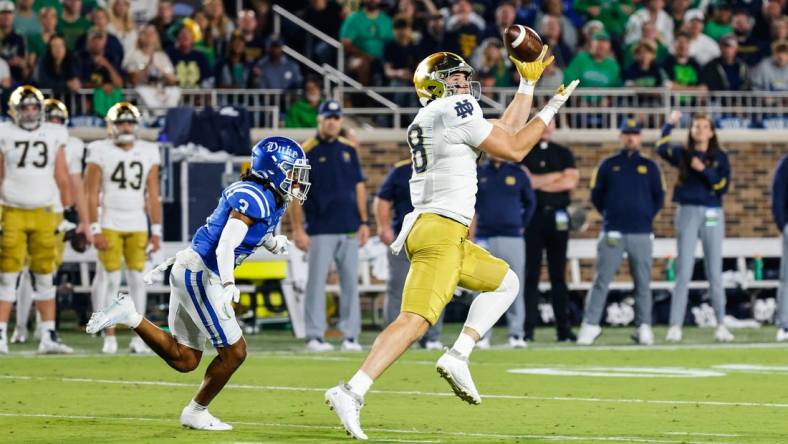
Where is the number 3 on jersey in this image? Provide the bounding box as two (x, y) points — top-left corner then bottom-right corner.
(407, 123), (428, 174)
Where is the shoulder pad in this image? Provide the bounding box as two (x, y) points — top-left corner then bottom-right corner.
(224, 182), (271, 220)
(301, 137), (319, 153)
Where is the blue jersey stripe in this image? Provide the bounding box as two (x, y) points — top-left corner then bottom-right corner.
(184, 269), (217, 347)
(196, 271), (229, 347)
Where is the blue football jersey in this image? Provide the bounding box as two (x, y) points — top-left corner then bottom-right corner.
(192, 181), (285, 275)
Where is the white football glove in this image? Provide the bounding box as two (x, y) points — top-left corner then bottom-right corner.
(262, 234), (291, 255)
(536, 79), (580, 125)
(57, 219), (77, 234)
(219, 284), (240, 320)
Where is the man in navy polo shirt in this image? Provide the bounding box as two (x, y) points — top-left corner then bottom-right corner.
(375, 158), (445, 350)
(290, 100), (370, 352)
(772, 155), (788, 342)
(471, 157), (536, 349)
(577, 120), (665, 346)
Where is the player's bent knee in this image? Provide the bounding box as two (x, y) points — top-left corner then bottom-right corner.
(223, 339), (247, 368)
(0, 272), (19, 302)
(498, 268), (519, 297)
(394, 312), (430, 341)
(172, 345), (202, 373)
(31, 273), (55, 301)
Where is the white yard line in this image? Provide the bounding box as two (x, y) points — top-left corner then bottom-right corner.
(2, 374), (787, 410)
(664, 432), (741, 437)
(0, 411), (731, 444)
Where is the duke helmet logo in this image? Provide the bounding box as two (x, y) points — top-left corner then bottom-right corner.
(454, 99), (474, 119)
(265, 141), (298, 159)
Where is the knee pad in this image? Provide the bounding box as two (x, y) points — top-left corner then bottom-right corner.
(31, 273), (55, 301)
(0, 272), (19, 302)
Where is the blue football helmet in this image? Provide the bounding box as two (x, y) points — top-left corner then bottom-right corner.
(250, 136), (311, 203)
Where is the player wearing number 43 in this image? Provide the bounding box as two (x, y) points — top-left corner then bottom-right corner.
(84, 102), (162, 355)
(86, 136), (311, 431)
(325, 49), (579, 439)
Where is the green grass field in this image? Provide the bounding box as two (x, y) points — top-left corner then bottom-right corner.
(2, 325), (788, 443)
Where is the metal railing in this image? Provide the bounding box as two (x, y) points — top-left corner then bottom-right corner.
(272, 4), (344, 75)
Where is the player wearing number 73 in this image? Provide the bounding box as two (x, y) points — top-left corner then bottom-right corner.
(326, 49), (580, 439)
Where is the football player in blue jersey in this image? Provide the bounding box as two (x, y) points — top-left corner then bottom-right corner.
(85, 136), (311, 431)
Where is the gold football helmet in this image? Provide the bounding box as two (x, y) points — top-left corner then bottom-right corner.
(8, 85), (45, 130)
(413, 52), (481, 106)
(106, 102), (141, 144)
(44, 98), (69, 125)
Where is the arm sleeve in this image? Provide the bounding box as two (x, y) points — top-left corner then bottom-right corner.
(225, 185), (270, 220)
(84, 142), (102, 166)
(216, 217), (249, 284)
(442, 96), (493, 148)
(772, 157), (788, 230)
(521, 172), (537, 228)
(701, 152), (730, 195)
(377, 168), (397, 201)
(350, 148), (365, 183)
(66, 139), (85, 175)
(655, 123), (681, 167)
(590, 163), (606, 214)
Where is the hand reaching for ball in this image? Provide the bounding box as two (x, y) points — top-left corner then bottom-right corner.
(510, 45), (555, 85)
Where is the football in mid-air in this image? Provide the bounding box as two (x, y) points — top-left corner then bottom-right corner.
(504, 24), (543, 62)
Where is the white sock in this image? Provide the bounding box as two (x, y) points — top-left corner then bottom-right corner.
(187, 399), (207, 413)
(39, 320), (55, 342)
(452, 333), (476, 359)
(348, 370), (373, 398)
(127, 271), (147, 317)
(127, 311), (143, 329)
(0, 322), (7, 341)
(463, 269), (519, 341)
(105, 271), (121, 310)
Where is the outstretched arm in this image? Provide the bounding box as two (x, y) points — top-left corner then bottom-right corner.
(494, 46), (554, 133)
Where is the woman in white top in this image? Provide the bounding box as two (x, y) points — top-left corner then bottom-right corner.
(107, 0), (138, 56)
(122, 24), (176, 87)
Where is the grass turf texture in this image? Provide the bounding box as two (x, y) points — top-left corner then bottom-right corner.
(1, 325), (787, 443)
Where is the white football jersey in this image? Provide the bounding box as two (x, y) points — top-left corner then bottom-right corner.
(52, 135), (87, 213)
(406, 94), (493, 226)
(0, 121), (69, 209)
(86, 138), (160, 232)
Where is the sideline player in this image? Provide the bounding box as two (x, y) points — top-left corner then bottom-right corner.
(0, 86), (73, 354)
(325, 49), (579, 439)
(11, 98), (91, 345)
(86, 136), (311, 430)
(84, 102), (162, 354)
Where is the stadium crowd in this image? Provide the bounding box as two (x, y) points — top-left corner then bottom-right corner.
(0, 0), (784, 121)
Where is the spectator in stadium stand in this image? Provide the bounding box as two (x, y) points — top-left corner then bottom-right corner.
(339, 0), (393, 86)
(289, 100), (369, 353)
(730, 8), (768, 66)
(667, 0), (690, 30)
(420, 12), (446, 54)
(32, 35), (81, 95)
(297, 0), (344, 65)
(699, 34), (751, 91)
(578, 120), (665, 347)
(681, 9), (720, 66)
(623, 40), (667, 88)
(663, 31), (707, 92)
(57, 0), (92, 50)
(563, 31), (621, 88)
(149, 0), (176, 50)
(375, 158), (445, 351)
(537, 57), (565, 90)
(166, 24), (212, 88)
(535, 0), (578, 52)
(445, 0), (486, 60)
(383, 17), (425, 107)
(477, 67), (495, 89)
(573, 0), (634, 41)
(469, 156), (536, 349)
(25, 7), (57, 69)
(252, 36), (302, 90)
(77, 8), (125, 70)
(579, 19), (605, 49)
(13, 0), (40, 39)
(472, 38), (513, 87)
(482, 1), (515, 40)
(657, 110), (733, 343)
(622, 20), (670, 68)
(624, 0), (674, 46)
(123, 24), (176, 87)
(772, 154), (788, 342)
(758, 0), (786, 42)
(235, 9), (266, 64)
(78, 28), (123, 89)
(189, 9), (217, 67)
(202, 0), (234, 51)
(751, 40), (788, 91)
(284, 76), (322, 128)
(521, 122), (580, 343)
(107, 0), (138, 56)
(0, 1), (29, 83)
(705, 0), (734, 42)
(538, 14), (573, 68)
(772, 16), (788, 42)
(212, 32), (250, 88)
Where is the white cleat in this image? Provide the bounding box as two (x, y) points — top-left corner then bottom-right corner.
(0, 340), (7, 354)
(325, 384), (367, 440)
(424, 340), (444, 351)
(306, 338), (335, 352)
(11, 327), (28, 344)
(507, 336), (527, 349)
(476, 336), (491, 350)
(340, 339), (362, 352)
(665, 325), (683, 343)
(436, 349), (481, 405)
(715, 325), (735, 343)
(38, 332), (74, 355)
(576, 323), (602, 346)
(86, 293), (138, 334)
(129, 336), (152, 354)
(102, 336), (118, 354)
(777, 328), (788, 342)
(180, 406), (232, 431)
(634, 324), (654, 345)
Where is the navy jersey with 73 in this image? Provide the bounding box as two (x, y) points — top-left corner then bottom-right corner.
(192, 180), (285, 275)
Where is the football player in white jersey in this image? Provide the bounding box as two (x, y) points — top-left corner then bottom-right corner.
(325, 50), (579, 439)
(0, 85), (74, 354)
(85, 102), (162, 354)
(11, 99), (91, 346)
